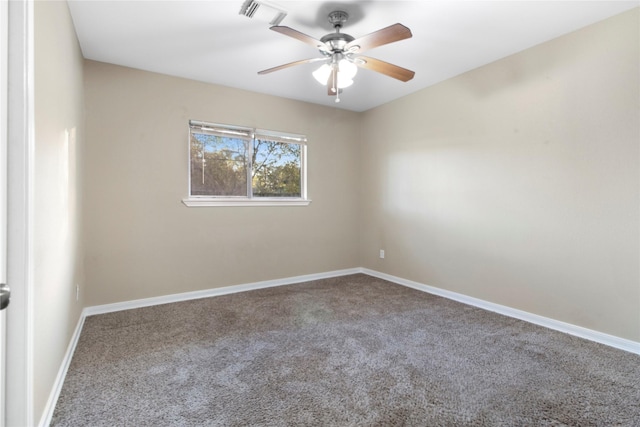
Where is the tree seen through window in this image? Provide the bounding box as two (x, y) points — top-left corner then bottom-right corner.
(189, 126), (304, 198)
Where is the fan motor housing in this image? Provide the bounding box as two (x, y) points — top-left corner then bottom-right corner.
(320, 32), (355, 52)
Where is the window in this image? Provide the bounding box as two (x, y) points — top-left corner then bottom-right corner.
(183, 120), (309, 206)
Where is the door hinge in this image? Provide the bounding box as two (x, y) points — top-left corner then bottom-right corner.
(0, 283), (10, 310)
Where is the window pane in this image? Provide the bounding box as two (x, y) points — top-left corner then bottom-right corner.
(190, 132), (247, 196)
(252, 139), (301, 198)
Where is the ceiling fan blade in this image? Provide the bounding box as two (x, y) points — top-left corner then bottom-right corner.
(356, 56), (415, 82)
(345, 23), (412, 53)
(258, 58), (327, 75)
(270, 26), (330, 52)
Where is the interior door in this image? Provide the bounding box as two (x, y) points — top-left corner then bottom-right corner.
(3, 1), (34, 424)
(0, 0), (9, 424)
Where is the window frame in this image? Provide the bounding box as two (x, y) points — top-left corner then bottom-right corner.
(183, 120), (310, 207)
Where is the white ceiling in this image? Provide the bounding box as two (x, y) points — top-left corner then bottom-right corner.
(67, 1), (638, 112)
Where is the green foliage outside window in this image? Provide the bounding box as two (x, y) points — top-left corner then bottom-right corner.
(190, 130), (303, 198)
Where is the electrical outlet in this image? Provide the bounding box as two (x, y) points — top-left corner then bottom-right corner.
(379, 249), (385, 259)
(76, 284), (80, 301)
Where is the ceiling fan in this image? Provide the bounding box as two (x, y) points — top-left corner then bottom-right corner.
(258, 10), (415, 103)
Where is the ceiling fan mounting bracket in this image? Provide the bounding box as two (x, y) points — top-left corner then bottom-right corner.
(320, 10), (357, 54)
(328, 10), (349, 29)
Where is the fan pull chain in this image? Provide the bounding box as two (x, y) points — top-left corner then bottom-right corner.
(332, 64), (340, 102)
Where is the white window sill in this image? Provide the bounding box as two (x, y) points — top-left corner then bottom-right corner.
(182, 198), (312, 207)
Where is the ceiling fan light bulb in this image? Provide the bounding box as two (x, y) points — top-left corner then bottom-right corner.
(337, 78), (354, 89)
(313, 64), (331, 85)
(313, 61), (356, 88)
(338, 59), (358, 80)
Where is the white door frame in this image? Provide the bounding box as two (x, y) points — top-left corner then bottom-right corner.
(0, 0), (8, 424)
(6, 0), (34, 426)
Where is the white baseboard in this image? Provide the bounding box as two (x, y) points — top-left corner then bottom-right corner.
(84, 268), (361, 316)
(41, 266), (640, 426)
(361, 268), (640, 356)
(38, 313), (86, 427)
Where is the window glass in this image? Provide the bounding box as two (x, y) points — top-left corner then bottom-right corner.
(190, 133), (247, 196)
(252, 139), (301, 198)
(188, 121), (307, 201)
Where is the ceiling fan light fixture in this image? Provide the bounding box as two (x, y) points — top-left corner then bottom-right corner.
(339, 59), (358, 80)
(312, 59), (357, 88)
(312, 64), (330, 84)
(341, 79), (355, 89)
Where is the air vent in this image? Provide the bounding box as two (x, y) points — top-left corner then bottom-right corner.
(239, 0), (287, 26)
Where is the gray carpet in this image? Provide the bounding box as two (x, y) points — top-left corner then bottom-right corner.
(51, 274), (640, 426)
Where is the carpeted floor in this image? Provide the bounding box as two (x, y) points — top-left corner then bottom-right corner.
(51, 274), (640, 426)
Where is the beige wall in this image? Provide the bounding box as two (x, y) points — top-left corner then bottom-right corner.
(360, 9), (639, 341)
(83, 61), (361, 306)
(34, 0), (85, 422)
(82, 9), (639, 342)
(27, 5), (638, 425)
